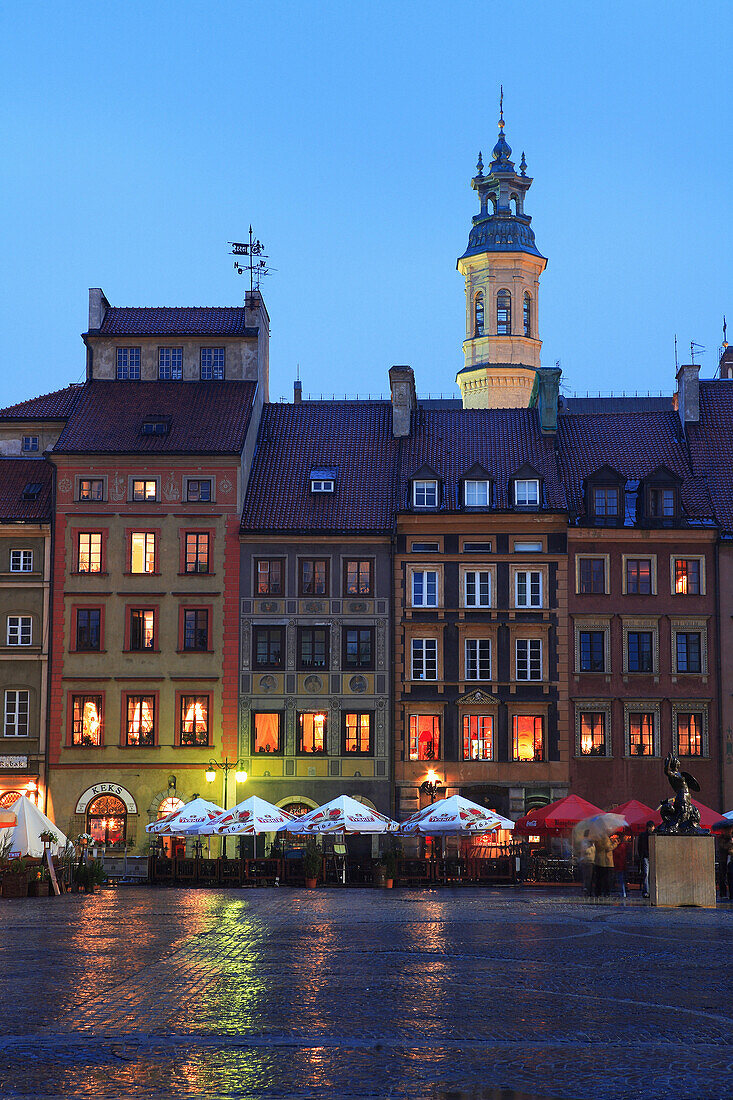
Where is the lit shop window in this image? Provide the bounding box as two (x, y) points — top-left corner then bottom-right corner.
(253, 713), (281, 753)
(181, 695), (209, 746)
(87, 794), (127, 846)
(629, 712), (655, 756)
(676, 712), (703, 756)
(512, 715), (544, 762)
(299, 712), (327, 753)
(463, 715), (493, 760)
(72, 695), (102, 747)
(408, 715), (440, 761)
(344, 712), (371, 754)
(579, 712), (607, 756)
(126, 695), (155, 747)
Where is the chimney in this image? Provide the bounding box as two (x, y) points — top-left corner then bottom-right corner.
(719, 346), (733, 379)
(294, 379), (302, 404)
(389, 365), (416, 438)
(676, 364), (700, 430)
(244, 290), (271, 402)
(536, 367), (561, 434)
(88, 288), (109, 331)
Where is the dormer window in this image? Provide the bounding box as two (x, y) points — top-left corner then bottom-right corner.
(22, 482), (42, 501)
(464, 480), (490, 507)
(592, 486), (620, 524)
(310, 468), (336, 493)
(22, 436), (39, 453)
(642, 468), (681, 526)
(649, 487), (675, 519)
(514, 479), (539, 507)
(141, 417), (170, 436)
(413, 480), (438, 508)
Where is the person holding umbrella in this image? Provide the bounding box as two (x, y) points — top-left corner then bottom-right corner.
(638, 820), (655, 899)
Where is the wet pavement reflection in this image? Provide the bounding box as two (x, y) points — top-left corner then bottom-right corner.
(0, 886), (731, 1099)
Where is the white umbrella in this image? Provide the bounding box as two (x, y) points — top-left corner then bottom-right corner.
(400, 794), (509, 835)
(288, 795), (399, 834)
(146, 796), (223, 835)
(196, 796), (296, 836)
(0, 795), (69, 858)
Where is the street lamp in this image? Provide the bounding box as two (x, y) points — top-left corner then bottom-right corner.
(205, 758), (247, 857)
(420, 769), (443, 804)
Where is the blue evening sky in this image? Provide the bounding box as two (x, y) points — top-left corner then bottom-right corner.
(0, 1), (731, 406)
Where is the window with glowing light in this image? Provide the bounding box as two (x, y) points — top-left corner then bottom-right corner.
(344, 712), (372, 754)
(130, 609), (155, 650)
(674, 558), (701, 595)
(130, 532), (156, 574)
(462, 714), (493, 760)
(298, 711), (327, 753)
(253, 712), (281, 753)
(72, 695), (102, 746)
(676, 712), (703, 756)
(126, 695), (156, 746)
(79, 479), (104, 501)
(157, 796), (184, 819)
(77, 532), (102, 573)
(185, 533), (209, 573)
(87, 794), (126, 846)
(629, 712), (655, 756)
(344, 559), (373, 596)
(0, 791), (22, 808)
(512, 715), (544, 761)
(579, 712), (607, 756)
(180, 695), (209, 746)
(409, 715), (440, 761)
(131, 480), (157, 502)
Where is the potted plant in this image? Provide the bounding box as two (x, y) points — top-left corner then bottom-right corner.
(39, 830), (59, 846)
(2, 857), (29, 898)
(303, 841), (321, 888)
(28, 866), (50, 897)
(383, 851), (397, 889)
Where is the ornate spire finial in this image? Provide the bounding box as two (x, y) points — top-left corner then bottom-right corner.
(520, 151), (527, 176)
(724, 315), (728, 348)
(499, 84), (504, 129)
(476, 150), (484, 176)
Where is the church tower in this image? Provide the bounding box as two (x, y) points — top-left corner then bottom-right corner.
(456, 97), (547, 408)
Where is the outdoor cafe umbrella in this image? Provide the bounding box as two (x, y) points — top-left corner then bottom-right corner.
(288, 795), (399, 834)
(145, 796), (223, 835)
(514, 794), (603, 836)
(607, 799), (661, 833)
(690, 799), (727, 831)
(400, 795), (511, 835)
(200, 796), (296, 836)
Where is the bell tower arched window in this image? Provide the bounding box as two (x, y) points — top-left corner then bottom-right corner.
(497, 290), (511, 335)
(474, 292), (485, 337)
(523, 293), (531, 337)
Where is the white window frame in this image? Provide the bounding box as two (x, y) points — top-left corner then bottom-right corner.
(464, 570), (491, 608)
(116, 346), (141, 379)
(311, 479), (334, 493)
(412, 570), (439, 608)
(9, 550), (33, 572)
(514, 479), (540, 506)
(516, 638), (542, 681)
(464, 480), (490, 507)
(465, 638), (491, 680)
(4, 689), (30, 737)
(413, 480), (438, 508)
(158, 346), (183, 380)
(200, 347), (225, 380)
(515, 570), (542, 608)
(21, 436), (39, 453)
(7, 616), (32, 646)
(130, 532), (156, 574)
(411, 638), (438, 680)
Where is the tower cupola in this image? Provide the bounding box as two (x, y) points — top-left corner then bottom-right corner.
(456, 92), (547, 409)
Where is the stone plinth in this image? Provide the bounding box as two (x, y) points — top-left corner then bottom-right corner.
(650, 834), (716, 908)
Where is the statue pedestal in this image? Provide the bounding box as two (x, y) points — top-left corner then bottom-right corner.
(649, 834), (716, 908)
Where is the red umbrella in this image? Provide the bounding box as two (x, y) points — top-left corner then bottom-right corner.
(514, 794), (603, 835)
(691, 799), (725, 831)
(607, 799), (661, 834)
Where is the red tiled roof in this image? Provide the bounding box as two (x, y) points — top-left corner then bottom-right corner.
(94, 307), (256, 336)
(688, 382), (733, 531)
(53, 381), (257, 455)
(241, 403), (398, 532)
(398, 407), (567, 510)
(557, 410), (713, 520)
(0, 385), (84, 420)
(0, 458), (53, 521)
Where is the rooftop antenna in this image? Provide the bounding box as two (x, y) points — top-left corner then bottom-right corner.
(690, 341), (705, 364)
(724, 315), (728, 349)
(230, 226), (273, 293)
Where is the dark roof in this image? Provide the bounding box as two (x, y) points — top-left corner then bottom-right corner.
(459, 214), (544, 260)
(52, 381), (257, 455)
(557, 410), (713, 521)
(0, 458), (53, 521)
(0, 385), (84, 420)
(687, 382), (733, 531)
(560, 396), (674, 414)
(398, 407), (567, 511)
(241, 403), (398, 532)
(93, 307), (256, 337)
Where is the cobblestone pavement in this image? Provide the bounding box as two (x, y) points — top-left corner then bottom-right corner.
(0, 887), (731, 1100)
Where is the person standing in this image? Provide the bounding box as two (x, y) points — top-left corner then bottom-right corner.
(613, 835), (629, 899)
(593, 833), (617, 897)
(579, 830), (595, 897)
(638, 821), (654, 899)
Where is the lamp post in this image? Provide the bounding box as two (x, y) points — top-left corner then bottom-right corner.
(420, 769), (443, 804)
(205, 758), (247, 858)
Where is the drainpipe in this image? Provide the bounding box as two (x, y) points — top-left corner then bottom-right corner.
(715, 537), (725, 811)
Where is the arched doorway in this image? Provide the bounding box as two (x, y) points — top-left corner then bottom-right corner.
(155, 796), (185, 857)
(87, 794), (127, 847)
